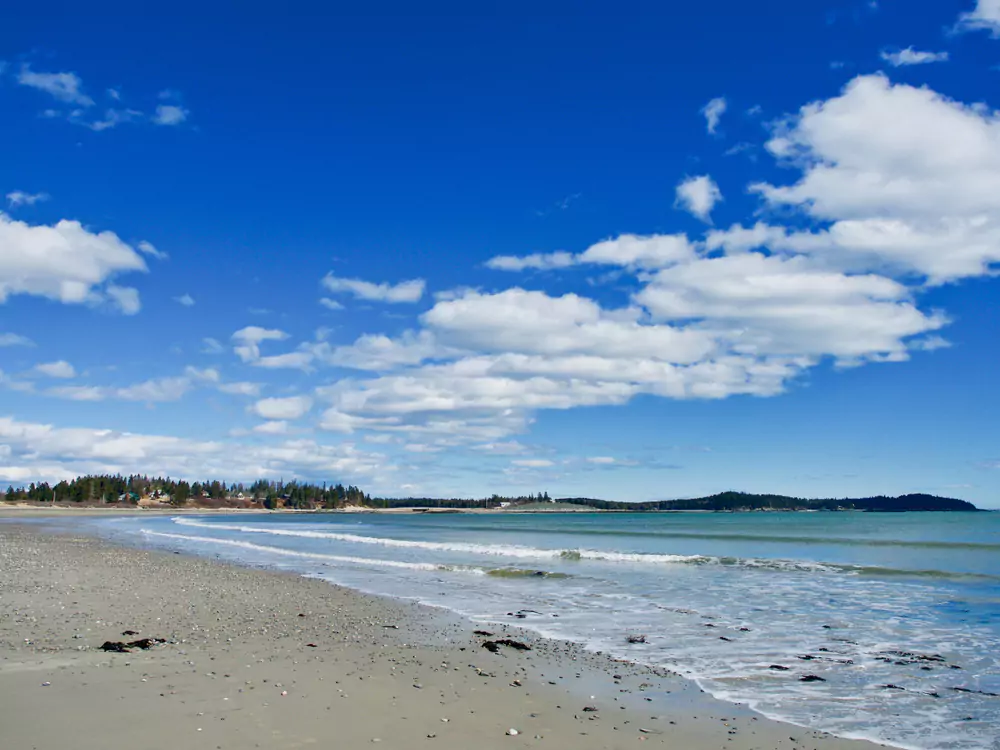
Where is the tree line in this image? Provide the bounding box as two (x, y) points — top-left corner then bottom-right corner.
(3, 479), (978, 513)
(3, 474), (369, 510)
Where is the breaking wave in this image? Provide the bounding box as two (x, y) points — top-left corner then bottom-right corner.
(169, 517), (989, 579)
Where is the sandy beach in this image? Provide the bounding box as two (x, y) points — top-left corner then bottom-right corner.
(0, 520), (887, 750)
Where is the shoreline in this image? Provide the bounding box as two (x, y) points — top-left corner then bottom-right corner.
(0, 519), (887, 750)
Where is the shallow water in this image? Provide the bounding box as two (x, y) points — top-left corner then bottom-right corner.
(98, 511), (1000, 750)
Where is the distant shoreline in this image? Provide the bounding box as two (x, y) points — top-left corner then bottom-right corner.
(1, 503), (990, 517)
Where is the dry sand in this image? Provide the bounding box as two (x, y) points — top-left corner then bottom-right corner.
(0, 522), (887, 750)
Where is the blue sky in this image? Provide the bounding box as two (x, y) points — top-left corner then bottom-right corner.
(2, 0), (999, 507)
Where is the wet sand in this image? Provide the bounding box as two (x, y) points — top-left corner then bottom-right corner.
(0, 522), (887, 750)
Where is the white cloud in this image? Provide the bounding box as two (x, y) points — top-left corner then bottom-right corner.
(183, 366), (220, 383)
(230, 326), (312, 369)
(316, 331), (444, 371)
(485, 251), (576, 272)
(202, 337), (225, 354)
(319, 297), (344, 310)
(47, 375), (192, 403)
(137, 240), (168, 260)
(0, 212), (148, 310)
(34, 360), (76, 378)
(751, 74), (1000, 283)
(105, 285), (141, 315)
(86, 108), (142, 132)
(472, 441), (526, 454)
(486, 234), (694, 273)
(252, 395), (313, 420)
(253, 420), (289, 435)
(0, 416), (386, 485)
(17, 65), (93, 106)
(0, 333), (33, 347)
(404, 443), (442, 453)
(46, 385), (105, 402)
(116, 376), (191, 402)
(581, 234), (695, 268)
(6, 191), (49, 209)
(152, 104), (189, 126)
(957, 0), (1000, 36)
(217, 381), (262, 397)
(701, 96), (727, 134)
(255, 351), (315, 370)
(231, 326), (289, 362)
(321, 274), (426, 303)
(422, 288), (711, 362)
(586, 456), (618, 465)
(42, 367), (247, 404)
(634, 252), (945, 363)
(512, 459), (554, 468)
(675, 175), (723, 222)
(879, 47), (949, 66)
(174, 293), (195, 306)
(310, 225), (951, 437)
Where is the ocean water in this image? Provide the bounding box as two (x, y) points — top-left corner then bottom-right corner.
(98, 511), (999, 750)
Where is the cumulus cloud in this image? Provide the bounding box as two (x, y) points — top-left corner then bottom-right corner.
(153, 104), (189, 126)
(321, 274), (426, 303)
(880, 47), (949, 66)
(253, 421), (289, 435)
(6, 191), (49, 209)
(486, 235), (694, 272)
(701, 96), (727, 134)
(957, 0), (1000, 36)
(422, 289), (712, 363)
(315, 331), (445, 371)
(217, 381), (262, 397)
(512, 459), (554, 468)
(47, 376), (191, 403)
(0, 416), (386, 485)
(252, 396), (313, 420)
(675, 175), (723, 222)
(580, 234), (695, 268)
(137, 241), (168, 260)
(0, 212), (149, 310)
(34, 360), (76, 378)
(0, 333), (33, 347)
(750, 74), (1000, 283)
(634, 252), (945, 363)
(174, 293), (195, 306)
(41, 366), (259, 404)
(17, 65), (93, 106)
(106, 285), (141, 315)
(231, 326), (289, 362)
(86, 108), (143, 132)
(255, 351), (315, 370)
(230, 327), (314, 369)
(485, 252), (576, 272)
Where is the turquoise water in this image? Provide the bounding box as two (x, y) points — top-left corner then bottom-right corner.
(100, 511), (1000, 750)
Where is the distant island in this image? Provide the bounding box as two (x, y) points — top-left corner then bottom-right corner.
(1, 476), (983, 512)
(385, 491), (983, 512)
(548, 491), (983, 513)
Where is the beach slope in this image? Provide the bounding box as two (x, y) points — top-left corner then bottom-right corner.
(0, 524), (883, 750)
